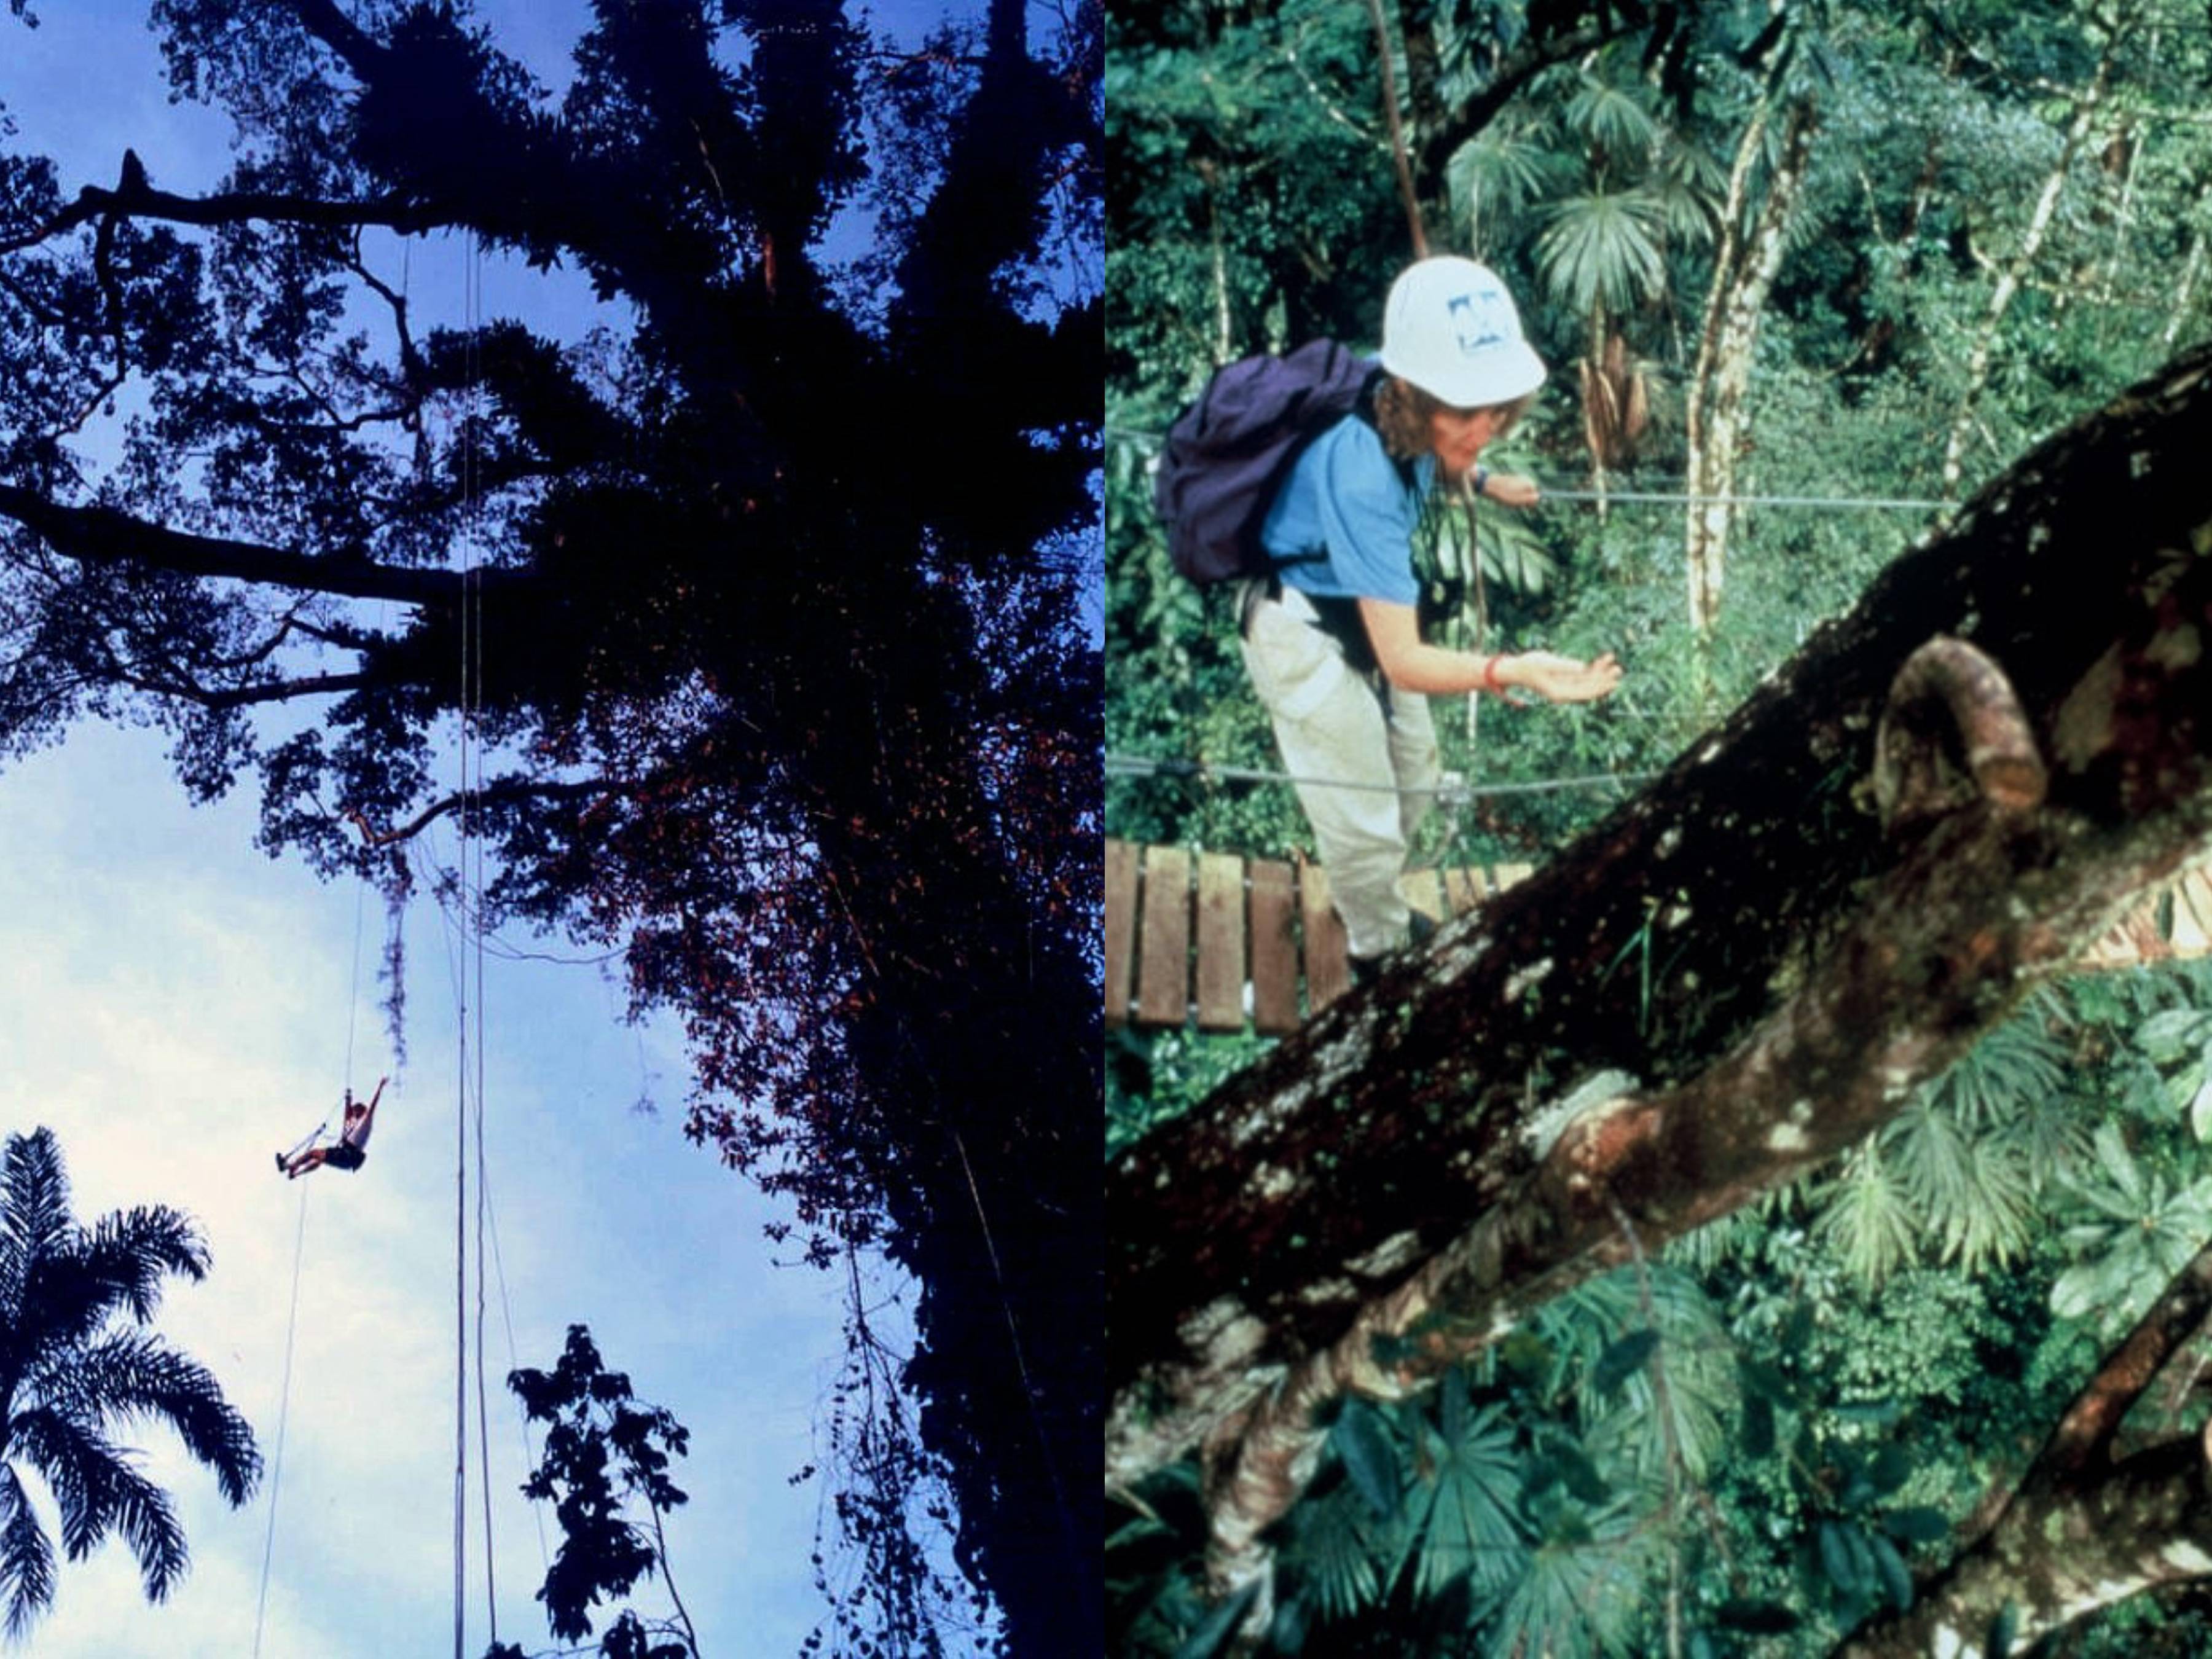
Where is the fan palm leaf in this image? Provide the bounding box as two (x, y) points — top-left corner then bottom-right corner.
(1814, 1139), (1921, 1285)
(1535, 189), (1668, 316)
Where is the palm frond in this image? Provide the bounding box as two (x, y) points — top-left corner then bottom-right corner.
(1403, 1380), (1526, 1603)
(20, 1206), (210, 1359)
(107, 1459), (187, 1602)
(0, 1130), (74, 1324)
(1446, 130), (1567, 243)
(65, 1332), (260, 1505)
(1563, 1269), (1738, 1483)
(1926, 1000), (2068, 1131)
(1883, 1093), (2037, 1271)
(1814, 1139), (1921, 1286)
(1291, 1481), (1387, 1623)
(1564, 75), (1661, 157)
(1486, 1497), (1659, 1659)
(0, 1468), (56, 1642)
(1535, 189), (1667, 316)
(5, 1407), (120, 1559)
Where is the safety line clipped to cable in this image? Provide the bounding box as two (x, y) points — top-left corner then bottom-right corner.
(249, 1184), (311, 1659)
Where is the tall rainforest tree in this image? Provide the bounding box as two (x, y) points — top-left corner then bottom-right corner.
(1110, 0), (2212, 1654)
(0, 0), (1099, 1650)
(0, 1127), (260, 1637)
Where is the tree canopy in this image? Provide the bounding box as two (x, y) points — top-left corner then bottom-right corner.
(0, 0), (1099, 1650)
(1109, 1), (2212, 1654)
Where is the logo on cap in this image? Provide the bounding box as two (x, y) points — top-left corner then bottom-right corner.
(1446, 287), (1508, 357)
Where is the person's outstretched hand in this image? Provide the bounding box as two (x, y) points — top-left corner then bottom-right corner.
(1512, 650), (1623, 704)
(1481, 471), (1543, 509)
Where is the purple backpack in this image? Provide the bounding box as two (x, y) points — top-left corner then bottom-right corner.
(1152, 340), (1377, 583)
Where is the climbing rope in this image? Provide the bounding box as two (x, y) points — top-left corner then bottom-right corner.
(249, 1185), (311, 1659)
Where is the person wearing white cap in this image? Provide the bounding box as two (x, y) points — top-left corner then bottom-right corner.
(1239, 256), (1623, 981)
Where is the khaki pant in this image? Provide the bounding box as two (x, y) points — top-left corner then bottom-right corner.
(1238, 582), (1437, 960)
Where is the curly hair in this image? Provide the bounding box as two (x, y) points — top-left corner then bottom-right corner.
(1371, 376), (1532, 461)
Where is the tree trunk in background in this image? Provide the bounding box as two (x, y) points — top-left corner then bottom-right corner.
(1684, 99), (1813, 639)
(1108, 343), (2212, 1618)
(1940, 37), (2114, 495)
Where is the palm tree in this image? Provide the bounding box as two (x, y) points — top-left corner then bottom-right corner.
(0, 1126), (260, 1636)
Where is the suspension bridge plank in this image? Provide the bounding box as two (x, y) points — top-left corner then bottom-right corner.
(1444, 866), (1483, 916)
(1300, 863), (1352, 1014)
(1249, 860), (1299, 1035)
(1194, 853), (1247, 1032)
(1137, 845), (1193, 1026)
(1104, 838), (1138, 1028)
(1403, 869), (1445, 925)
(1103, 847), (2212, 1031)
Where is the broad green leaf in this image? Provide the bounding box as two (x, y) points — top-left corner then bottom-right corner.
(2051, 1262), (2107, 1320)
(1989, 1599), (2021, 1657)
(1881, 1505), (1952, 1545)
(1869, 1441), (1913, 1495)
(1333, 1400), (1398, 1520)
(1171, 1580), (1261, 1659)
(2092, 1121), (2146, 1207)
(1818, 1520), (1859, 1593)
(1869, 1530), (1913, 1610)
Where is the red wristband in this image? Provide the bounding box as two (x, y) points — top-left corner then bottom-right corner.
(1481, 655), (1507, 695)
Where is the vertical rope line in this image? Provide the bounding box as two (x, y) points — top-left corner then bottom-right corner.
(452, 233), (479, 1659)
(250, 1185), (311, 1658)
(482, 1163), (552, 1569)
(344, 878), (367, 1083)
(473, 563), (497, 1642)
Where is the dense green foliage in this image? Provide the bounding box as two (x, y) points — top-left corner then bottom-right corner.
(1110, 965), (2212, 1657)
(1109, 1), (2212, 1652)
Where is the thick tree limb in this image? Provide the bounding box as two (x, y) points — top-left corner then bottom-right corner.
(0, 177), (441, 257)
(1181, 638), (2205, 1620)
(1110, 345), (2212, 1614)
(1838, 1244), (2212, 1657)
(1413, 14), (1637, 186)
(348, 777), (617, 847)
(0, 484), (477, 607)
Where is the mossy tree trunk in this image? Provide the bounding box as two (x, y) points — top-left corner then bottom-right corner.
(1108, 343), (2212, 1629)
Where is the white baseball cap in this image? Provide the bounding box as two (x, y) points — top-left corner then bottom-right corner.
(1379, 257), (1548, 409)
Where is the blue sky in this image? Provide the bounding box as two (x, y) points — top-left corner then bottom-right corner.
(0, 2), (989, 1654)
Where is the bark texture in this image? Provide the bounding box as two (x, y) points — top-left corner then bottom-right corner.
(1685, 98), (1814, 635)
(1110, 340), (2212, 1516)
(1840, 1247), (2212, 1657)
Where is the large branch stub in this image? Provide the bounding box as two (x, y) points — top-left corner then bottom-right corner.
(1875, 635), (2047, 830)
(1110, 345), (2212, 1597)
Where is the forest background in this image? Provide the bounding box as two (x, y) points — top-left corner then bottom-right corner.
(1106, 1), (2212, 1655)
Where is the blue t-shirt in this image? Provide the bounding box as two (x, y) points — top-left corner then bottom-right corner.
(1258, 412), (1437, 606)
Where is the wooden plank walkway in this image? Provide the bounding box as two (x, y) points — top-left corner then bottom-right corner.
(1104, 838), (2212, 1033)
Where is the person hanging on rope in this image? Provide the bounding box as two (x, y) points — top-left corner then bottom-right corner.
(276, 1077), (387, 1179)
(1241, 256), (1624, 982)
